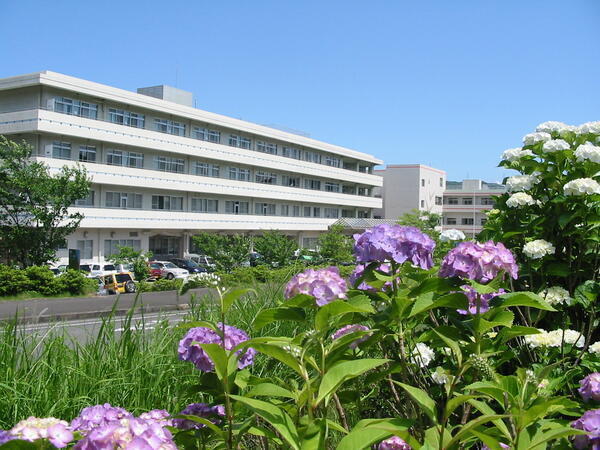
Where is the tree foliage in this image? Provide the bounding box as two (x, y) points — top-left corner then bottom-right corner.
(253, 230), (298, 268)
(0, 137), (91, 267)
(317, 224), (353, 264)
(192, 232), (251, 272)
(107, 245), (153, 281)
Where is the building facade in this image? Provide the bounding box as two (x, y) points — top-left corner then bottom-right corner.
(373, 165), (446, 220)
(442, 179), (505, 237)
(0, 71), (383, 264)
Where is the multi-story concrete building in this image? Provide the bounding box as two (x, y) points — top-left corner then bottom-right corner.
(373, 164), (446, 220)
(442, 179), (505, 237)
(0, 71), (382, 264)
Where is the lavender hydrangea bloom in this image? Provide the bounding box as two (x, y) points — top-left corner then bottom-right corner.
(10, 417), (73, 448)
(285, 267), (347, 306)
(378, 435), (411, 449)
(139, 409), (172, 428)
(173, 403), (226, 430)
(456, 286), (505, 315)
(178, 323), (256, 372)
(331, 324), (371, 349)
(73, 417), (176, 450)
(572, 409), (600, 449)
(349, 263), (393, 291)
(439, 241), (518, 283)
(71, 403), (133, 433)
(353, 224), (435, 269)
(579, 373), (600, 402)
(0, 430), (15, 445)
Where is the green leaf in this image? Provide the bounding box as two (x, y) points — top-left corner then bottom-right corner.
(444, 394), (480, 418)
(395, 382), (438, 424)
(253, 307), (306, 330)
(497, 326), (541, 343)
(409, 277), (454, 297)
(466, 399), (511, 440)
(299, 418), (327, 450)
(446, 413), (508, 447)
(173, 414), (224, 434)
(316, 358), (389, 406)
(243, 340), (303, 375)
(493, 292), (556, 311)
(545, 262), (570, 277)
(198, 343), (229, 380)
(246, 382), (295, 399)
(230, 395), (300, 450)
(465, 381), (507, 405)
(409, 292), (467, 317)
(432, 328), (462, 366)
(336, 419), (412, 450)
(284, 294), (316, 307)
(314, 300), (374, 331)
(222, 288), (253, 314)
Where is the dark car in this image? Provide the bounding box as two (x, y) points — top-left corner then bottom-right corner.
(168, 258), (207, 274)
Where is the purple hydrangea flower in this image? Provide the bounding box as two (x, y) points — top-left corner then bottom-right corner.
(456, 286), (505, 315)
(349, 263), (393, 291)
(572, 409), (600, 449)
(331, 324), (371, 349)
(71, 403), (133, 433)
(579, 373), (600, 402)
(0, 430), (15, 445)
(353, 224), (435, 269)
(9, 417), (73, 448)
(139, 409), (172, 428)
(439, 241), (518, 283)
(173, 403), (226, 430)
(73, 417), (176, 450)
(284, 267), (347, 306)
(178, 323), (256, 372)
(378, 435), (411, 450)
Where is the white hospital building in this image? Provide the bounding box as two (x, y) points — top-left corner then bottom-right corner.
(0, 71), (383, 263)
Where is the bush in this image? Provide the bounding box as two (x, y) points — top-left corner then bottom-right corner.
(55, 269), (97, 295)
(24, 266), (61, 296)
(0, 265), (29, 296)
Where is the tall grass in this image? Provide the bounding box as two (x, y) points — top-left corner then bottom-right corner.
(0, 281), (307, 428)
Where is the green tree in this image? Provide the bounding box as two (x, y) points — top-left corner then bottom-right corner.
(0, 136), (91, 267)
(317, 224), (353, 264)
(107, 245), (153, 281)
(253, 230), (298, 268)
(192, 232), (251, 272)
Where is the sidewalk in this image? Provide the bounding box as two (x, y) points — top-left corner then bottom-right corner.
(0, 288), (214, 323)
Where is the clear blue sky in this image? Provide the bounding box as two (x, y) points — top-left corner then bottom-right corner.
(1, 1), (599, 181)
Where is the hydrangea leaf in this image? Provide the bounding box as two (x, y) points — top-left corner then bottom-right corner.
(221, 288), (254, 314)
(336, 418), (412, 450)
(246, 383), (295, 399)
(253, 307), (306, 331)
(394, 382), (438, 424)
(492, 292), (556, 311)
(314, 300), (373, 331)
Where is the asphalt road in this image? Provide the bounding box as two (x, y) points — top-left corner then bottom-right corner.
(0, 288), (215, 323)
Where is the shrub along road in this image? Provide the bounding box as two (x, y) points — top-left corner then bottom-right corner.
(0, 288), (214, 323)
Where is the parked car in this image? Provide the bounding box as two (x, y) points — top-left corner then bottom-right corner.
(168, 258), (207, 274)
(152, 261), (189, 280)
(102, 272), (137, 295)
(186, 254), (216, 271)
(80, 263), (118, 278)
(148, 262), (163, 279)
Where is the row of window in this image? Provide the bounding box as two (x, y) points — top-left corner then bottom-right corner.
(445, 197), (495, 206)
(421, 178), (445, 188)
(50, 142), (368, 194)
(76, 239), (142, 260)
(445, 217), (487, 225)
(52, 96), (366, 172)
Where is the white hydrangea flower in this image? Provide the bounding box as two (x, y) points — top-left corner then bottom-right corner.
(502, 147), (535, 162)
(574, 143), (600, 163)
(542, 139), (571, 153)
(589, 341), (600, 354)
(411, 343), (435, 368)
(540, 286), (571, 306)
(506, 192), (536, 208)
(440, 229), (466, 242)
(564, 178), (600, 196)
(548, 329), (585, 348)
(524, 329), (557, 348)
(506, 174), (538, 192)
(487, 209), (500, 215)
(576, 121), (600, 136)
(523, 239), (555, 259)
(431, 370), (449, 384)
(536, 121), (575, 135)
(523, 132), (551, 146)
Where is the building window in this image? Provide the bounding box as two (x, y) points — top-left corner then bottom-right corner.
(74, 191), (94, 207)
(447, 197), (458, 205)
(104, 239), (141, 258)
(281, 205), (290, 216)
(461, 218), (474, 225)
(192, 127), (221, 143)
(229, 135), (252, 149)
(446, 217), (457, 225)
(342, 185), (356, 195)
(52, 141), (71, 160)
(78, 145), (96, 163)
(155, 118), (185, 136)
(154, 156), (185, 174)
(282, 147), (302, 160)
(342, 209), (354, 218)
(255, 203), (276, 215)
(462, 198), (473, 205)
(194, 162), (220, 177)
(225, 200), (249, 214)
(303, 151), (321, 164)
(304, 206), (311, 217)
(282, 175), (300, 187)
(292, 206), (300, 217)
(324, 207), (339, 218)
(106, 150), (144, 168)
(324, 182), (340, 193)
(324, 156), (341, 168)
(105, 192), (143, 209)
(420, 200), (425, 208)
(358, 187), (370, 196)
(481, 197), (494, 205)
(421, 179), (425, 187)
(191, 198), (218, 213)
(151, 195), (183, 211)
(440, 177), (444, 187)
(109, 109), (145, 128)
(302, 237), (318, 249)
(255, 171), (277, 184)
(256, 141), (277, 155)
(358, 210), (370, 218)
(229, 167), (251, 182)
(313, 207), (321, 218)
(435, 196), (442, 205)
(77, 240), (93, 260)
(304, 179), (321, 190)
(54, 97), (98, 119)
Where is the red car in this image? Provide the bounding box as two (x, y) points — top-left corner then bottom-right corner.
(148, 262), (163, 279)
